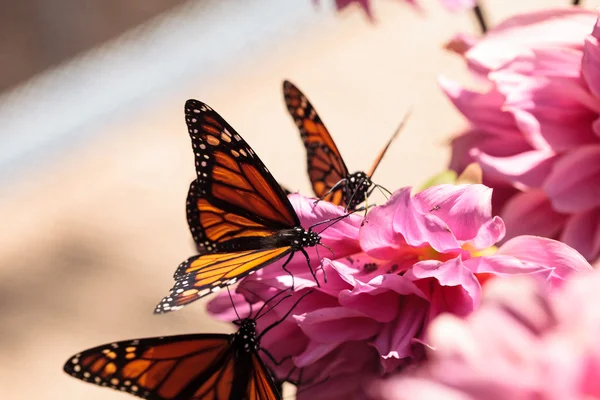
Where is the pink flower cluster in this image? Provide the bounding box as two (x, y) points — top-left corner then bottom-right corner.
(375, 269), (600, 400)
(208, 185), (592, 399)
(443, 8), (600, 266)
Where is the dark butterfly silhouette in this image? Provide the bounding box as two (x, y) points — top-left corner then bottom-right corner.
(283, 80), (409, 210)
(64, 291), (309, 400)
(155, 100), (345, 314)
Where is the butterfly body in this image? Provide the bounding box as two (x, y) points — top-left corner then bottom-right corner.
(155, 100), (323, 314)
(284, 80), (405, 210)
(64, 319), (280, 400)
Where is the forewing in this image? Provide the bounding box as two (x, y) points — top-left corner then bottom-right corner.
(64, 335), (232, 400)
(186, 180), (282, 253)
(283, 80), (348, 206)
(184, 100), (299, 255)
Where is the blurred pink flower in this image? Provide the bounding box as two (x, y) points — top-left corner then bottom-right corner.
(318, 0), (475, 20)
(208, 188), (591, 399)
(443, 8), (600, 265)
(374, 270), (600, 400)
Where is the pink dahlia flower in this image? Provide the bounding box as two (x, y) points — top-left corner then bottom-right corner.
(374, 269), (600, 400)
(208, 188), (591, 399)
(443, 8), (600, 266)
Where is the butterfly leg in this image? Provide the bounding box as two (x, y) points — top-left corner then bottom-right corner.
(280, 252), (297, 291)
(294, 372), (331, 395)
(300, 248), (323, 286)
(260, 348), (294, 367)
(259, 349), (299, 390)
(283, 363), (331, 394)
(313, 178), (346, 207)
(344, 185), (361, 213)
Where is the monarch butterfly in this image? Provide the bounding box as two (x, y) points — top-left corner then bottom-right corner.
(283, 80), (409, 210)
(64, 290), (308, 400)
(155, 100), (344, 314)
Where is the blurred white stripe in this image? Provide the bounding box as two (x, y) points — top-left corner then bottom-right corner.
(0, 0), (334, 178)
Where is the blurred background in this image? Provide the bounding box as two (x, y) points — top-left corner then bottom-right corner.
(1, 0), (596, 399)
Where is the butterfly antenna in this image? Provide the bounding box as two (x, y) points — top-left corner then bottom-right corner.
(258, 290), (314, 341)
(367, 107), (412, 178)
(374, 184), (391, 200)
(311, 206), (365, 235)
(255, 291), (294, 322)
(254, 288), (292, 321)
(226, 286), (242, 323)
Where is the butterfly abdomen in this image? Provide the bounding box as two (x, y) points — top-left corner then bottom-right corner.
(230, 320), (262, 399)
(271, 227), (320, 250)
(210, 226), (318, 253)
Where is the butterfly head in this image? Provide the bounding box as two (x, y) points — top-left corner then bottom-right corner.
(235, 319), (259, 352)
(344, 171), (373, 210)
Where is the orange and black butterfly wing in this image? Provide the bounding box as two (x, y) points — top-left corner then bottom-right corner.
(156, 248), (293, 313)
(283, 80), (349, 206)
(63, 334), (235, 400)
(184, 100), (300, 254)
(245, 352), (282, 400)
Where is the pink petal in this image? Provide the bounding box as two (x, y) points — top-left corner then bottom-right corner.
(496, 235), (593, 282)
(593, 116), (600, 139)
(490, 49), (600, 152)
(543, 145), (600, 213)
(491, 47), (583, 81)
(414, 184), (505, 249)
(583, 17), (600, 99)
(338, 272), (426, 323)
(464, 254), (553, 280)
(391, 188), (464, 253)
(375, 377), (474, 400)
(372, 295), (428, 362)
(473, 148), (557, 190)
(359, 189), (408, 260)
(500, 189), (568, 241)
(406, 257), (481, 317)
(295, 307), (380, 343)
(560, 208), (600, 261)
(440, 0), (475, 12)
(294, 340), (340, 367)
(509, 88), (598, 152)
(206, 290), (251, 321)
(360, 188), (462, 258)
(440, 77), (519, 136)
(463, 8), (597, 73)
(449, 130), (533, 175)
(296, 342), (377, 400)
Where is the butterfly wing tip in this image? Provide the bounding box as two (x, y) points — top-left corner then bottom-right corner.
(153, 302), (184, 315)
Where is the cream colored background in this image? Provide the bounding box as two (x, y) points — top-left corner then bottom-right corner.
(0, 1), (597, 399)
